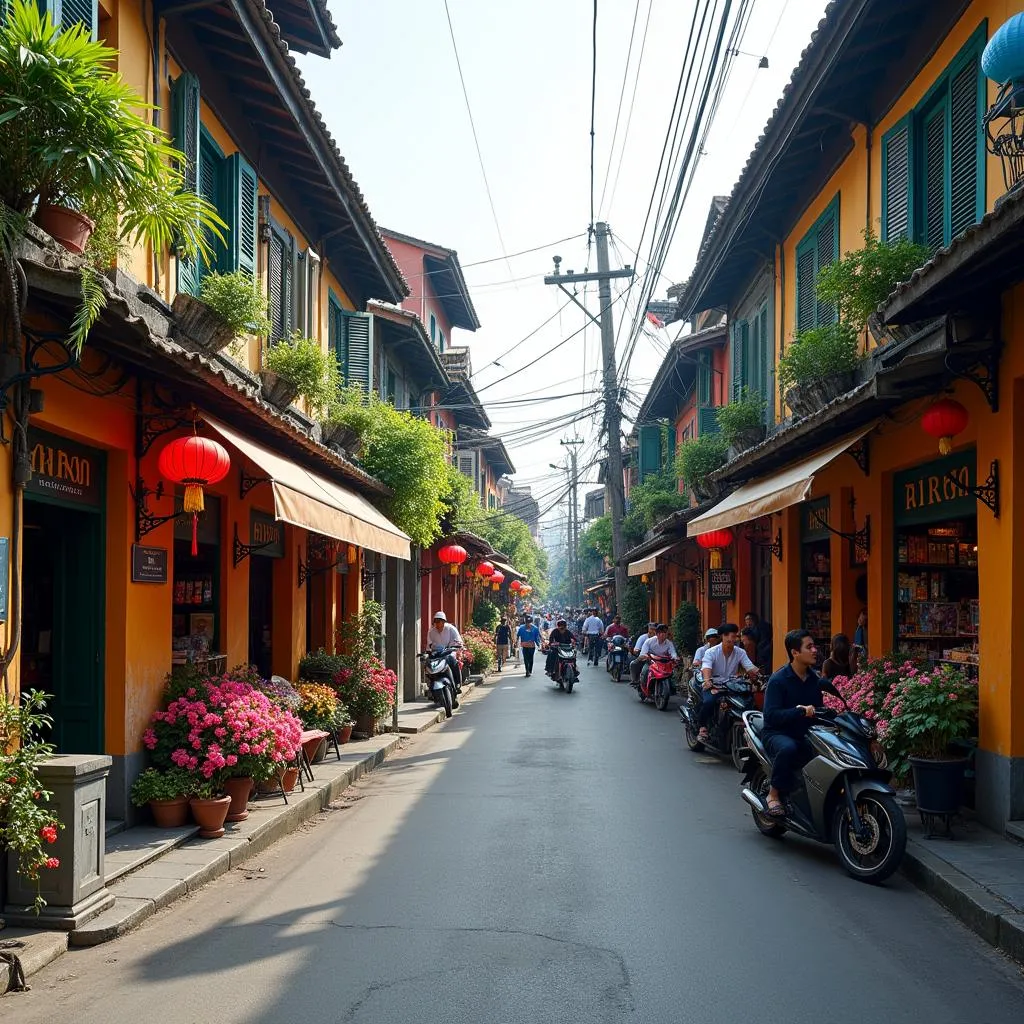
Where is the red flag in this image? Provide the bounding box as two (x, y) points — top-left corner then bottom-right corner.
(646, 311), (665, 329)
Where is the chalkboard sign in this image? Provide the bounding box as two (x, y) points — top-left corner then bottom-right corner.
(708, 568), (735, 601)
(132, 544), (168, 583)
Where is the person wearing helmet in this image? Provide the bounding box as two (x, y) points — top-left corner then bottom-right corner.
(545, 618), (575, 677)
(427, 611), (464, 699)
(692, 627), (721, 670)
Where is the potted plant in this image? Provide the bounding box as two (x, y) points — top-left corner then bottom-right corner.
(778, 321), (862, 418)
(676, 433), (729, 501)
(879, 662), (978, 815)
(295, 682), (342, 762)
(174, 270), (272, 354)
(262, 332), (340, 413)
(320, 385), (378, 453)
(298, 648), (344, 684)
(129, 767), (195, 828)
(0, 1), (224, 354)
(333, 657), (396, 738)
(715, 388), (766, 452)
(335, 703), (354, 745)
(0, 689), (63, 913)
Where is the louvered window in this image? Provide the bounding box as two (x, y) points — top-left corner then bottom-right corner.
(33, 0), (98, 38)
(794, 195), (839, 333)
(267, 225), (294, 342)
(226, 154), (259, 278)
(730, 320), (749, 401)
(340, 311), (374, 393)
(697, 350), (712, 406)
(882, 24), (985, 253)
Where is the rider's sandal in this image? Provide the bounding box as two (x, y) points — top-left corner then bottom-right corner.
(766, 798), (785, 817)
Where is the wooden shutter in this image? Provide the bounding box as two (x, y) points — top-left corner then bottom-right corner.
(815, 207), (838, 325)
(327, 292), (346, 377)
(950, 54), (981, 240)
(50, 0), (97, 38)
(795, 240), (816, 333)
(731, 320), (748, 401)
(882, 118), (913, 241)
(922, 103), (947, 251)
(268, 230), (286, 341)
(226, 154), (258, 277)
(697, 350), (711, 405)
(342, 311), (373, 392)
(757, 305), (770, 422)
(170, 73), (201, 296)
(638, 425), (661, 482)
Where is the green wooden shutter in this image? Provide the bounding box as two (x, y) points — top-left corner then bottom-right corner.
(757, 304), (770, 423)
(268, 229), (287, 341)
(342, 311), (373, 393)
(731, 320), (748, 401)
(922, 102), (947, 251)
(638, 425), (661, 483)
(881, 117), (913, 241)
(170, 73), (201, 296)
(226, 153), (258, 276)
(815, 207), (838, 325)
(327, 292), (345, 377)
(697, 350), (711, 405)
(950, 53), (982, 240)
(697, 406), (719, 435)
(795, 239), (816, 333)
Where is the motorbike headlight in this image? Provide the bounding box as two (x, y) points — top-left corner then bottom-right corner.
(830, 746), (868, 769)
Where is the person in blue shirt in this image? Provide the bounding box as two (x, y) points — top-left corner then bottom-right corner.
(516, 614), (542, 677)
(762, 629), (824, 817)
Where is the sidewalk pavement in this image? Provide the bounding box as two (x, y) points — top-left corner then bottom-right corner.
(0, 675), (492, 994)
(902, 812), (1024, 963)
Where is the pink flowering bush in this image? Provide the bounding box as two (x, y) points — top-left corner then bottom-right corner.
(879, 662), (978, 782)
(823, 656), (925, 720)
(1, 690), (63, 912)
(144, 673), (302, 796)
(332, 602), (397, 721)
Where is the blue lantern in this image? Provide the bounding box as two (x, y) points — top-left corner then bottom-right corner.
(983, 13), (1024, 85)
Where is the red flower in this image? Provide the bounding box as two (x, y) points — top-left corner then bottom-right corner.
(45, 857), (60, 870)
(39, 824), (58, 844)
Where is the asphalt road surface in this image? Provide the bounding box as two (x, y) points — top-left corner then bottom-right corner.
(7, 659), (1024, 1023)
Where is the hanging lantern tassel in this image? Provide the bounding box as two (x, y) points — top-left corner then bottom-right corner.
(183, 480), (205, 556)
(710, 548), (722, 570)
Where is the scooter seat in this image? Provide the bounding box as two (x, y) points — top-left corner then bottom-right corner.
(745, 711), (765, 736)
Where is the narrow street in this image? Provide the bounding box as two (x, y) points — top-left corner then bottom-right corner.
(7, 661), (1024, 1024)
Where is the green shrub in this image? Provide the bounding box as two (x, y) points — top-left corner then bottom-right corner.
(472, 599), (501, 632)
(620, 579), (651, 635)
(264, 332), (341, 415)
(200, 271), (272, 337)
(298, 648), (344, 680)
(465, 637), (495, 673)
(676, 433), (729, 493)
(715, 389), (765, 446)
(130, 767), (195, 805)
(672, 601), (701, 660)
(777, 321), (861, 394)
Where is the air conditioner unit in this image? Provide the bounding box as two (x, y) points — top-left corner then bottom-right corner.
(456, 449), (479, 489)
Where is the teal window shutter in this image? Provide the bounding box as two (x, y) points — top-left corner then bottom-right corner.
(429, 314), (436, 342)
(697, 406), (719, 436)
(170, 73), (202, 296)
(697, 350), (711, 405)
(921, 101), (947, 251)
(638, 425), (661, 483)
(226, 153), (258, 277)
(815, 204), (838, 325)
(950, 51), (983, 240)
(881, 116), (913, 241)
(342, 311), (374, 393)
(267, 227), (288, 340)
(795, 238), (816, 333)
(327, 291), (345, 377)
(795, 195), (840, 331)
(757, 303), (770, 423)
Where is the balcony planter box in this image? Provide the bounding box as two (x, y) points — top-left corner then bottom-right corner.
(172, 293), (235, 353)
(728, 425), (766, 453)
(322, 421), (363, 456)
(784, 372), (853, 420)
(260, 368), (299, 409)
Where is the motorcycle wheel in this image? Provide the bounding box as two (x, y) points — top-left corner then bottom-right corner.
(565, 672), (575, 694)
(750, 769), (786, 838)
(441, 684), (453, 719)
(832, 792), (907, 883)
(731, 723), (746, 773)
(614, 662), (623, 684)
(683, 718), (704, 752)
(637, 684), (648, 703)
(655, 679), (670, 711)
(557, 677), (565, 691)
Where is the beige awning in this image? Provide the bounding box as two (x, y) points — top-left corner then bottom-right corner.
(687, 425), (875, 537)
(491, 559), (524, 580)
(204, 417), (411, 560)
(627, 541), (677, 577)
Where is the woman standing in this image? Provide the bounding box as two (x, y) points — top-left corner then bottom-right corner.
(822, 633), (855, 681)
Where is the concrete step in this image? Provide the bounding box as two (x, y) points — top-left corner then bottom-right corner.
(103, 823), (200, 884)
(104, 819), (125, 838)
(1006, 820), (1024, 846)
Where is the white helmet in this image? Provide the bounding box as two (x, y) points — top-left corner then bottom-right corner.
(432, 611), (447, 622)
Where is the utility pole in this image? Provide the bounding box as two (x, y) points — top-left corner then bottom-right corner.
(561, 438), (583, 606)
(545, 222), (633, 612)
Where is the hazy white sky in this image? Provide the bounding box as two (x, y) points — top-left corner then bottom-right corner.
(298, 0), (830, 528)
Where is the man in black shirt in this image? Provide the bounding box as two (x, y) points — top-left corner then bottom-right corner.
(545, 619), (575, 677)
(762, 629), (824, 816)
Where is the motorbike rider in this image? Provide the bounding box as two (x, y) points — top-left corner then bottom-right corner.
(699, 622), (758, 742)
(545, 618), (576, 677)
(582, 608), (605, 664)
(691, 627), (720, 670)
(629, 622), (658, 686)
(605, 615), (630, 641)
(637, 623), (678, 691)
(762, 629), (824, 817)
(426, 611), (463, 707)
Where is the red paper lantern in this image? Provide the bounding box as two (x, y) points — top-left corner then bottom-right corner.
(509, 579), (523, 593)
(697, 528), (733, 570)
(158, 434), (230, 555)
(477, 560), (495, 578)
(921, 398), (969, 455)
(438, 542), (468, 576)
(490, 570), (505, 591)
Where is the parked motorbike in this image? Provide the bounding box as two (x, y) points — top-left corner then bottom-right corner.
(738, 705), (906, 883)
(418, 645), (460, 718)
(547, 644), (579, 693)
(606, 634), (630, 682)
(634, 654), (676, 711)
(680, 672), (757, 769)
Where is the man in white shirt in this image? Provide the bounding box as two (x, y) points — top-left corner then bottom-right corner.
(637, 623), (678, 692)
(582, 609), (605, 665)
(698, 622), (758, 740)
(629, 622), (658, 686)
(426, 611), (464, 699)
(691, 627), (721, 670)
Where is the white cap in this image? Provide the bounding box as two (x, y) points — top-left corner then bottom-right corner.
(704, 627), (719, 638)
(432, 611), (447, 622)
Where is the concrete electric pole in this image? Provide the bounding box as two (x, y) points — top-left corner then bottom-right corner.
(560, 438), (583, 605)
(545, 223), (633, 612)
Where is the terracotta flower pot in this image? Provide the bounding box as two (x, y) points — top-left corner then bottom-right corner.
(149, 796), (190, 829)
(336, 724), (354, 745)
(172, 292), (236, 353)
(189, 795), (232, 839)
(260, 368), (299, 408)
(302, 735), (327, 764)
(35, 203), (95, 254)
(223, 776), (254, 822)
(354, 714), (378, 738)
(256, 765), (299, 795)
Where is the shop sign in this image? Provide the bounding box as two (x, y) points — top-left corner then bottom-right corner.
(174, 492), (221, 546)
(27, 428), (103, 507)
(894, 450), (976, 526)
(132, 543), (168, 584)
(708, 568), (735, 601)
(250, 510), (284, 558)
(801, 497), (831, 542)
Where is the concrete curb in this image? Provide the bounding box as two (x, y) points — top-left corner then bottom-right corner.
(902, 837), (1024, 964)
